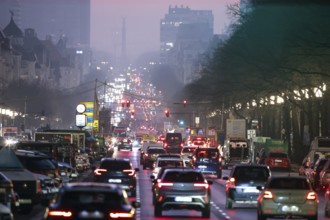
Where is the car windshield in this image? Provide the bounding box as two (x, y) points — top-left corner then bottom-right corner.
(268, 178), (310, 190)
(163, 171), (204, 183)
(196, 149), (219, 159)
(100, 161), (131, 170)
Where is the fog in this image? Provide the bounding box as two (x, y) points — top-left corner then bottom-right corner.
(91, 0), (236, 63)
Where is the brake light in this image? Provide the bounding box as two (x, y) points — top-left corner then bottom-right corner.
(48, 211), (72, 217)
(306, 192), (317, 200)
(109, 211), (134, 218)
(263, 191), (273, 199)
(36, 180), (41, 193)
(194, 183), (209, 189)
(157, 182), (173, 188)
(181, 143), (184, 147)
(164, 143), (168, 147)
(123, 169), (135, 176)
(94, 168), (107, 175)
(144, 153), (149, 157)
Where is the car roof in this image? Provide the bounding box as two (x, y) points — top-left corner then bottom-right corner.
(61, 182), (123, 192)
(15, 149), (50, 158)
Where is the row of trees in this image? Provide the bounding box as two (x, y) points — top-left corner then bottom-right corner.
(181, 1), (330, 162)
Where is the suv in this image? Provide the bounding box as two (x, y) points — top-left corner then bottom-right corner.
(153, 168), (212, 217)
(163, 133), (183, 154)
(223, 164), (271, 209)
(141, 147), (167, 169)
(93, 158), (139, 197)
(192, 147), (222, 178)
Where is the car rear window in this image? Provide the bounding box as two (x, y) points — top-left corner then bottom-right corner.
(268, 178), (310, 190)
(233, 167), (269, 181)
(158, 160), (183, 167)
(163, 171), (204, 183)
(268, 152), (288, 158)
(148, 148), (166, 154)
(61, 191), (123, 205)
(196, 149), (219, 159)
(100, 161), (131, 170)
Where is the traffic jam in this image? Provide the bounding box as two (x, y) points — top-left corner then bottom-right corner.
(0, 129), (328, 220)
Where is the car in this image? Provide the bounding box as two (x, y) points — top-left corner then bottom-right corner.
(139, 141), (163, 164)
(264, 152), (291, 172)
(180, 146), (198, 163)
(163, 133), (183, 154)
(43, 182), (140, 220)
(190, 136), (208, 147)
(257, 176), (318, 220)
(15, 149), (60, 182)
(312, 158), (330, 190)
(223, 164), (271, 209)
(93, 158), (139, 197)
(117, 140), (133, 151)
(318, 159), (330, 190)
(191, 147), (222, 178)
(141, 146), (167, 170)
(151, 156), (186, 179)
(153, 168), (212, 218)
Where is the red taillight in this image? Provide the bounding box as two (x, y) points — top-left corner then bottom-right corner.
(157, 182), (173, 188)
(180, 143), (184, 147)
(123, 169), (135, 176)
(164, 143), (168, 147)
(263, 191), (273, 199)
(306, 192), (317, 200)
(194, 183), (209, 189)
(94, 168), (107, 175)
(109, 211), (134, 218)
(36, 180), (41, 193)
(48, 211), (72, 217)
(144, 153), (149, 157)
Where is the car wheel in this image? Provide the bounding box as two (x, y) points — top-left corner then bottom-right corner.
(308, 214), (318, 220)
(154, 204), (162, 217)
(202, 206), (210, 218)
(257, 211), (267, 220)
(225, 197), (232, 209)
(217, 170), (222, 178)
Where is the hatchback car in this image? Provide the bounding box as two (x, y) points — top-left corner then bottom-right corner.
(223, 164), (270, 209)
(141, 146), (167, 169)
(264, 152), (291, 171)
(93, 158), (139, 197)
(43, 182), (140, 220)
(257, 176), (318, 220)
(192, 147), (222, 178)
(153, 168), (212, 218)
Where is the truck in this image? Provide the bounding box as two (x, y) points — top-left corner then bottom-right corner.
(1, 127), (18, 145)
(221, 119), (249, 168)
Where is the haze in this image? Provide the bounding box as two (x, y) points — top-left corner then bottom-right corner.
(91, 0), (238, 63)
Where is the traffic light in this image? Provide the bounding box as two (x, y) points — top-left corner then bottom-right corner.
(164, 110), (170, 117)
(126, 100), (130, 108)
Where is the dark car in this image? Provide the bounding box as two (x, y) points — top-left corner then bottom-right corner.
(153, 168), (212, 218)
(117, 140), (133, 151)
(43, 182), (140, 220)
(192, 147), (222, 178)
(163, 133), (183, 154)
(93, 158), (139, 197)
(264, 152), (291, 172)
(223, 164), (271, 209)
(142, 147), (167, 169)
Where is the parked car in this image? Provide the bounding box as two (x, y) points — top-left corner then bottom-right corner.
(191, 147), (222, 178)
(153, 168), (212, 218)
(141, 146), (167, 170)
(223, 164), (270, 209)
(43, 182), (140, 220)
(264, 152), (291, 172)
(257, 176), (318, 220)
(93, 158), (139, 197)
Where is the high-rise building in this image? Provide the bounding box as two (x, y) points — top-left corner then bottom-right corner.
(160, 5), (214, 84)
(18, 0), (91, 48)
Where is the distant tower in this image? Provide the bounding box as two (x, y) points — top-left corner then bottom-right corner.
(121, 17), (127, 68)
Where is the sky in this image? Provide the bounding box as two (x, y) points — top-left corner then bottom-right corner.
(91, 0), (238, 63)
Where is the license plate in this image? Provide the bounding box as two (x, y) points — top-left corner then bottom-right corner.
(19, 199), (32, 204)
(198, 165), (207, 169)
(241, 187), (259, 193)
(275, 159), (282, 162)
(175, 197), (192, 202)
(108, 179), (122, 183)
(281, 205), (299, 212)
